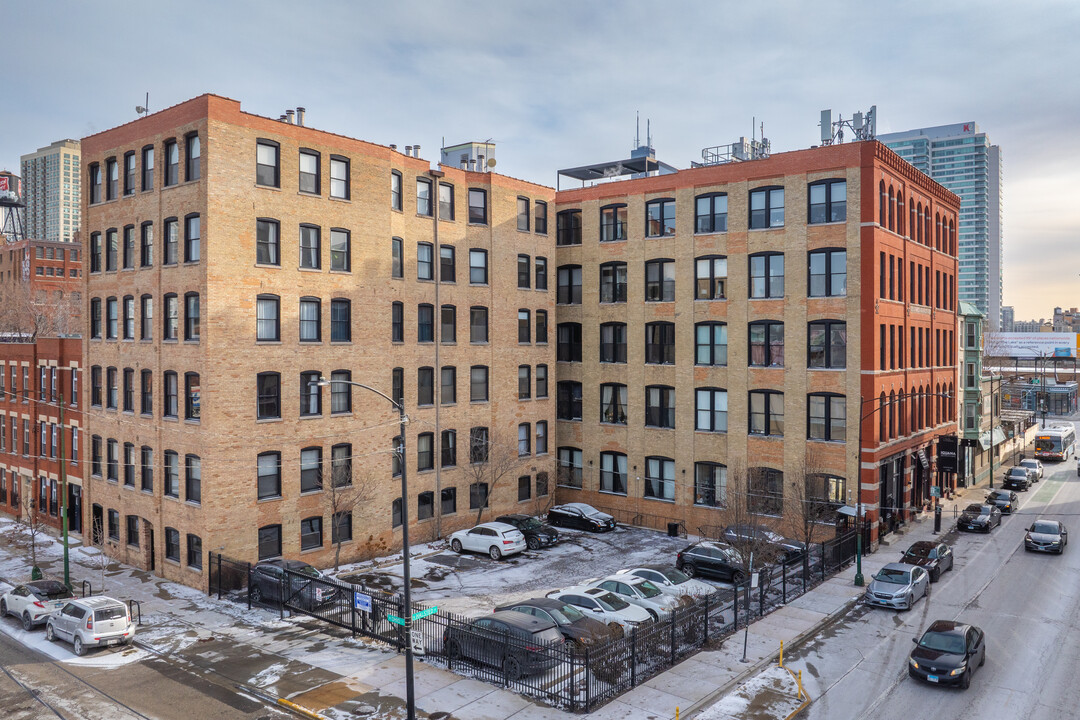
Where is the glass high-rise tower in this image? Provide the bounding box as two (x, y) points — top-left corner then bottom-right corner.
(879, 123), (1002, 330)
(20, 139), (82, 243)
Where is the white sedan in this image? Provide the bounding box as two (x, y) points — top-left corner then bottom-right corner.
(585, 574), (681, 620)
(1, 580), (75, 630)
(448, 522), (526, 560)
(546, 586), (652, 630)
(619, 566), (716, 598)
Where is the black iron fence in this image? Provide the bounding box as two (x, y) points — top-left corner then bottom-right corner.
(207, 529), (857, 713)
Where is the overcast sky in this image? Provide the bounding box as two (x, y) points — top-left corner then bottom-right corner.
(5, 1), (1078, 320)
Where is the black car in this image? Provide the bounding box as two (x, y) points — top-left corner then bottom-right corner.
(721, 524), (806, 562)
(957, 504), (1002, 533)
(546, 503), (616, 532)
(1024, 519), (1068, 554)
(908, 620), (986, 689)
(1002, 467), (1031, 491)
(443, 610), (565, 680)
(676, 541), (747, 582)
(985, 489), (1019, 515)
(900, 540), (955, 582)
(495, 514), (560, 550)
(493, 597), (613, 647)
(250, 559), (339, 609)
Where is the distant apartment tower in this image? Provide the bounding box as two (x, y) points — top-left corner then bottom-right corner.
(880, 123), (1002, 330)
(1000, 305), (1014, 333)
(20, 140), (81, 243)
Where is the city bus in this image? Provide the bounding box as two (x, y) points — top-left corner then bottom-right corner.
(1034, 426), (1076, 461)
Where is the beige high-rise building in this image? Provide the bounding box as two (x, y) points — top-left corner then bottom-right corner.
(21, 139), (81, 243)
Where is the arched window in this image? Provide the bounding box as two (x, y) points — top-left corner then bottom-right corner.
(888, 186), (895, 231)
(896, 192), (905, 236)
(879, 180), (887, 226)
(916, 203), (923, 244)
(888, 390), (896, 439)
(935, 212), (942, 250)
(879, 392), (887, 442)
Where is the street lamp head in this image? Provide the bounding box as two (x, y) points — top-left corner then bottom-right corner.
(312, 376), (331, 388)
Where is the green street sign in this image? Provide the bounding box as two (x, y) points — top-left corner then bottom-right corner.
(387, 614), (405, 626)
(412, 606), (438, 621)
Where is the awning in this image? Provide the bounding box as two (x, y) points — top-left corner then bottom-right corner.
(978, 426), (1007, 450)
(837, 505), (858, 518)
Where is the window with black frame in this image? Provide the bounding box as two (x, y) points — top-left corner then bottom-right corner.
(808, 248), (846, 297)
(695, 192), (727, 233)
(808, 179), (846, 224)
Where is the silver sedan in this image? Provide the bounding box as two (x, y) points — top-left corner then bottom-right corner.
(863, 563), (931, 610)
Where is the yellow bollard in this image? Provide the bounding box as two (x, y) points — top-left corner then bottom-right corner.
(779, 640), (784, 667)
(676, 707), (679, 720)
(797, 670), (804, 700)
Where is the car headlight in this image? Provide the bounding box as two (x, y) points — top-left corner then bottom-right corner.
(909, 658), (920, 669)
(1050, 540), (1061, 545)
(948, 664), (967, 676)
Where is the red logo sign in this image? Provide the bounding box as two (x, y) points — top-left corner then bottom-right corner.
(0, 176), (8, 192)
(963, 124), (971, 132)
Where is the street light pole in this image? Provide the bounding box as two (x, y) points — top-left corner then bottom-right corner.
(59, 391), (70, 588)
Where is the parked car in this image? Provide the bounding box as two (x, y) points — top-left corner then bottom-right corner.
(442, 610), (564, 680)
(900, 541), (955, 582)
(493, 597), (613, 647)
(250, 559), (339, 608)
(721, 524), (806, 562)
(958, 504), (1002, 533)
(546, 586), (652, 630)
(618, 566), (716, 598)
(449, 522), (526, 560)
(494, 514), (560, 550)
(1019, 458), (1044, 480)
(908, 620), (986, 689)
(1002, 467), (1031, 491)
(584, 574), (681, 620)
(864, 563), (930, 610)
(45, 596), (135, 656)
(676, 541), (751, 583)
(985, 489), (1019, 515)
(546, 503), (616, 532)
(0, 580), (75, 630)
(1024, 519), (1068, 554)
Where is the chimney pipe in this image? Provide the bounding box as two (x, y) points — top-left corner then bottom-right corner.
(279, 115), (287, 122)
(296, 107), (305, 126)
(469, 159), (476, 171)
(478, 154), (485, 171)
(389, 144), (397, 151)
(285, 110), (294, 124)
(413, 144), (420, 157)
(405, 146), (412, 156)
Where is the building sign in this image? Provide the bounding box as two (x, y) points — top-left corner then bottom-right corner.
(985, 332), (1079, 358)
(937, 435), (959, 473)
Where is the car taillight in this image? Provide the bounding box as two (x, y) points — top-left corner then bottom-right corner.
(85, 617), (93, 630)
(33, 601), (45, 609)
(503, 540), (514, 544)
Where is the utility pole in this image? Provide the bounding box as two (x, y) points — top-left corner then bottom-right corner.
(59, 391), (70, 588)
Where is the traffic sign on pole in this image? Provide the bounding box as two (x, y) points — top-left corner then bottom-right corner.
(387, 614), (405, 626)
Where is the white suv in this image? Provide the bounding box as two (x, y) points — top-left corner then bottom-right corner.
(46, 596), (135, 656)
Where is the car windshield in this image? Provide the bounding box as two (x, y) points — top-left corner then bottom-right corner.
(919, 631), (965, 654)
(1032, 521), (1059, 534)
(635, 580), (662, 598)
(94, 606), (127, 622)
(520, 518), (543, 530)
(1009, 469), (1026, 477)
(593, 591), (629, 611)
(32, 583), (74, 600)
(965, 504), (985, 514)
(875, 569), (910, 584)
(659, 567), (691, 585)
(904, 546), (931, 559)
(763, 530), (784, 543)
(290, 563), (322, 578)
(551, 604), (585, 624)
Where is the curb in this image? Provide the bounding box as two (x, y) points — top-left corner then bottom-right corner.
(780, 665), (811, 720)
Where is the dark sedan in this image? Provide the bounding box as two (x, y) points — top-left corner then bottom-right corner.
(957, 504), (1001, 533)
(985, 489), (1019, 515)
(721, 524), (806, 562)
(1001, 467), (1030, 491)
(908, 620), (986, 689)
(493, 597), (614, 647)
(443, 611), (564, 680)
(676, 541), (751, 583)
(250, 559), (339, 609)
(900, 540), (955, 582)
(1025, 519), (1068, 554)
(495, 514), (560, 550)
(547, 503), (616, 532)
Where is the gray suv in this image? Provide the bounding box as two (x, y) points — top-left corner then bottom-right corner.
(46, 596), (134, 656)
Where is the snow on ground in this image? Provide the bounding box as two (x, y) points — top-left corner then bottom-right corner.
(694, 665), (806, 720)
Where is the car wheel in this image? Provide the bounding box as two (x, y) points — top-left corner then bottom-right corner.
(444, 638), (461, 660)
(959, 669), (970, 690)
(527, 537), (540, 551)
(732, 570), (745, 584)
(489, 546), (502, 561)
(21, 612), (33, 631)
(905, 593), (913, 610)
(979, 650), (986, 667)
(924, 582), (930, 599)
(682, 563), (697, 579)
(607, 622), (624, 638)
(73, 635), (85, 657)
(503, 654), (524, 682)
(251, 585), (264, 604)
(931, 567), (941, 583)
(647, 609), (659, 622)
(451, 539), (463, 553)
(45, 623), (55, 642)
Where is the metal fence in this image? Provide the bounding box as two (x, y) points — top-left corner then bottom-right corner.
(208, 529), (857, 713)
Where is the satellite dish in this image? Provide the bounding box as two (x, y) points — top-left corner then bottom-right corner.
(136, 106), (147, 115)
(486, 157), (496, 168)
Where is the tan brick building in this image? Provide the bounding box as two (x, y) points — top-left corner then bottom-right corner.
(80, 95), (555, 587)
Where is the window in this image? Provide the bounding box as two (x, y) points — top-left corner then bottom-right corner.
(748, 467), (784, 516)
(140, 370), (152, 415)
(808, 179), (846, 223)
(256, 295), (280, 341)
(256, 140), (279, 187)
(122, 368), (134, 412)
(557, 209), (582, 246)
(299, 297), (321, 342)
(536, 364), (548, 398)
(600, 204), (628, 242)
(695, 192), (728, 233)
(535, 200), (547, 234)
(331, 298), (351, 342)
(645, 259), (675, 301)
(417, 367), (434, 406)
(469, 249), (488, 284)
(696, 388), (728, 432)
(600, 383), (627, 425)
(326, 443), (352, 487)
(440, 245), (455, 282)
(645, 385), (675, 428)
(695, 322), (728, 366)
(301, 447), (323, 492)
(105, 296), (118, 339)
(469, 482), (489, 510)
(414, 490), (434, 520)
(517, 197), (530, 231)
(441, 366), (456, 404)
(518, 423), (531, 456)
(645, 322), (675, 364)
(90, 232), (102, 272)
(391, 367), (404, 407)
(122, 296), (135, 339)
(330, 229), (350, 271)
(749, 390), (784, 436)
(418, 304), (434, 342)
(417, 242), (433, 280)
(163, 217), (178, 264)
(299, 224), (320, 269)
(749, 186), (784, 229)
(392, 302), (404, 342)
(517, 255), (531, 289)
(326, 370), (350, 414)
(808, 321), (846, 369)
(438, 182), (454, 220)
(694, 463), (726, 507)
(558, 447), (583, 488)
(164, 139), (179, 186)
(106, 158), (118, 200)
(535, 310), (548, 344)
(644, 457), (675, 501)
(185, 455), (201, 503)
(330, 155), (349, 199)
(557, 265), (582, 305)
(185, 133), (201, 182)
(518, 365), (531, 399)
(141, 145), (154, 191)
(122, 226), (135, 268)
(332, 511), (353, 543)
(599, 322), (627, 363)
(127, 515), (139, 546)
(534, 422), (548, 456)
(470, 366), (489, 402)
(599, 262), (627, 303)
(468, 188), (487, 224)
(535, 257), (548, 290)
(416, 178), (432, 216)
(140, 222), (153, 267)
(518, 475), (531, 501)
(469, 427), (490, 464)
(138, 446), (152, 491)
(600, 452), (628, 495)
(187, 534), (202, 569)
(808, 393), (846, 441)
(300, 517), (323, 551)
(470, 307), (488, 343)
(163, 371), (178, 418)
(557, 381), (582, 421)
(165, 528), (180, 562)
(258, 525), (282, 560)
(441, 487), (457, 515)
(749, 321), (784, 367)
(749, 252), (784, 298)
(300, 371), (322, 416)
(106, 229), (118, 271)
(89, 163), (101, 204)
(391, 170), (403, 210)
(441, 429), (457, 467)
(808, 249), (846, 297)
(164, 451), (180, 497)
(257, 452), (281, 500)
(645, 198), (675, 237)
(184, 293), (200, 341)
(90, 298), (101, 338)
(557, 323), (581, 362)
(695, 256), (727, 300)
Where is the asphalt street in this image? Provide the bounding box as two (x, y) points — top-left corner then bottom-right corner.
(789, 428), (1080, 720)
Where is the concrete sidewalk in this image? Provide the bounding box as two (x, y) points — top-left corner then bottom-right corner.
(0, 466), (1009, 720)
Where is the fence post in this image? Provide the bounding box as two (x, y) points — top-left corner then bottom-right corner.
(246, 562), (252, 610)
(703, 594), (709, 644)
(803, 550), (808, 594)
(782, 557), (787, 603)
(630, 626), (637, 687)
(670, 608), (677, 664)
(733, 582), (738, 629)
(759, 573), (766, 616)
(821, 541), (826, 581)
(278, 569), (286, 620)
(584, 645), (591, 712)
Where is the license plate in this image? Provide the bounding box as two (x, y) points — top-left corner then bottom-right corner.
(108, 639), (121, 646)
(927, 675), (938, 683)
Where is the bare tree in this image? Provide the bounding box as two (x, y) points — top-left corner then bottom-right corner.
(785, 447), (842, 551)
(6, 482), (49, 577)
(702, 460), (787, 576)
(82, 516), (111, 593)
(463, 429), (527, 525)
(324, 462), (377, 572)
(0, 282), (80, 340)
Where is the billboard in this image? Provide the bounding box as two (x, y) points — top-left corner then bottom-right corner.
(984, 332), (1079, 359)
(0, 172), (21, 206)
